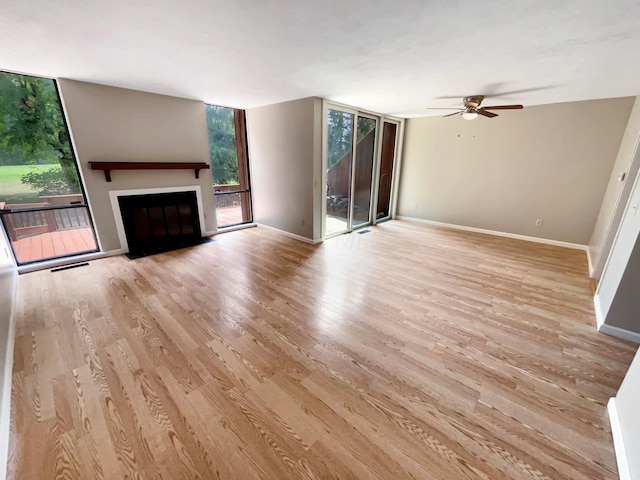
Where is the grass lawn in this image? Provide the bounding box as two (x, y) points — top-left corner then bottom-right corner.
(0, 164), (59, 203)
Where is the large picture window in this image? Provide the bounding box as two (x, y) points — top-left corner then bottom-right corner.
(204, 105), (252, 228)
(0, 71), (98, 264)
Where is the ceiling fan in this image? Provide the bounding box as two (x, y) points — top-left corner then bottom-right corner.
(429, 95), (523, 120)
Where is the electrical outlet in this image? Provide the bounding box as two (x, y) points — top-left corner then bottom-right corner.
(412, 204), (417, 210)
(535, 219), (543, 227)
(301, 218), (305, 226)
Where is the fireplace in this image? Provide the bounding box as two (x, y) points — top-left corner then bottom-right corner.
(110, 187), (208, 258)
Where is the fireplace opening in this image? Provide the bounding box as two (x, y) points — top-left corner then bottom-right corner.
(118, 191), (210, 259)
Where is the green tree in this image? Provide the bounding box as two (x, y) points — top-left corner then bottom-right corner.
(20, 167), (76, 195)
(205, 105), (239, 185)
(327, 111), (377, 169)
(327, 110), (353, 169)
(357, 117), (376, 141)
(0, 72), (79, 193)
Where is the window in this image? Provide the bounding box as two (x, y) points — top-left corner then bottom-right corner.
(204, 105), (252, 228)
(0, 71), (98, 264)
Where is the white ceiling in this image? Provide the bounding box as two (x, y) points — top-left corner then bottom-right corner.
(2, 0), (640, 117)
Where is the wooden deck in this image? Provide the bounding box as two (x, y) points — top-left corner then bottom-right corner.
(13, 227), (97, 263)
(216, 205), (243, 227)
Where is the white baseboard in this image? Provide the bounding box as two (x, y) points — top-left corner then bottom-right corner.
(0, 270), (18, 480)
(598, 322), (640, 344)
(17, 249), (125, 274)
(396, 216), (588, 251)
(608, 397), (632, 480)
(257, 224), (321, 244)
(103, 248), (126, 257)
(594, 294), (605, 329)
(587, 248), (594, 277)
(205, 223), (257, 237)
(594, 292), (640, 343)
(594, 294), (640, 343)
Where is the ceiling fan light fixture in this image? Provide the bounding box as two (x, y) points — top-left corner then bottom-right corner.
(462, 109), (478, 120)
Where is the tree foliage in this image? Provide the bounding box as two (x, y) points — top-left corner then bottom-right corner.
(327, 110), (376, 169)
(21, 166), (77, 195)
(327, 110), (353, 169)
(205, 105), (239, 185)
(357, 117), (376, 141)
(0, 71), (80, 195)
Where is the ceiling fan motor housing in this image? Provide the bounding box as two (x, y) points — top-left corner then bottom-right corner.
(464, 95), (484, 108)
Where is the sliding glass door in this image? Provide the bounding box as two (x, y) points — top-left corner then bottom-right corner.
(326, 109), (355, 236)
(352, 115), (377, 228)
(324, 103), (402, 239)
(0, 71), (99, 265)
(375, 121), (399, 222)
(325, 107), (378, 237)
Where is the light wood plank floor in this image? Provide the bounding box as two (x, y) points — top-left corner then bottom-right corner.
(7, 221), (638, 479)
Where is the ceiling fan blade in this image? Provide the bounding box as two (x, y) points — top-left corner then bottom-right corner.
(482, 86), (556, 97)
(436, 86), (555, 100)
(477, 109), (498, 118)
(443, 111), (462, 118)
(481, 105), (524, 110)
(427, 108), (463, 110)
(434, 95), (468, 99)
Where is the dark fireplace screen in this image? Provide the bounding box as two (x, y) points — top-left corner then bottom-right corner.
(118, 191), (203, 258)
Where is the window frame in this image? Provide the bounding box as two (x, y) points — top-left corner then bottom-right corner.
(0, 72), (100, 265)
(206, 106), (254, 229)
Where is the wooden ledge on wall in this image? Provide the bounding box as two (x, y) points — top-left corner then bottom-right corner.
(88, 162), (210, 182)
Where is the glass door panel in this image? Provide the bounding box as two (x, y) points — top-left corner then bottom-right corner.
(1, 206), (96, 264)
(0, 71), (99, 264)
(375, 121), (398, 221)
(326, 109), (354, 236)
(205, 105), (252, 228)
(214, 191), (251, 228)
(351, 116), (377, 228)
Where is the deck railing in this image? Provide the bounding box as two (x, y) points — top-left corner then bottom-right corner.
(214, 184), (251, 226)
(0, 194), (91, 241)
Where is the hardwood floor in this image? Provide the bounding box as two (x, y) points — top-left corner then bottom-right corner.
(7, 220), (638, 479)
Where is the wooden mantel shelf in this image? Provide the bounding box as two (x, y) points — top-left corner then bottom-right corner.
(89, 162), (210, 182)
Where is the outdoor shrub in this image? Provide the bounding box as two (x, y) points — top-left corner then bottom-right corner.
(21, 165), (79, 195)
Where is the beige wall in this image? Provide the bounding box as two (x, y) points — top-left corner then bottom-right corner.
(398, 98), (634, 245)
(247, 97), (321, 240)
(589, 97), (640, 279)
(58, 79), (216, 252)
